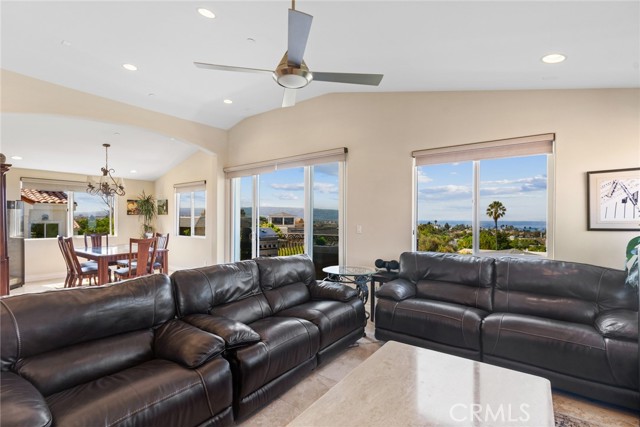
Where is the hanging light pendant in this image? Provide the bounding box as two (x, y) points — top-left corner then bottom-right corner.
(87, 143), (125, 204)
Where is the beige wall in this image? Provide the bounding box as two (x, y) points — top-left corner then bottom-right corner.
(154, 151), (223, 270)
(6, 167), (154, 282)
(227, 89), (640, 269)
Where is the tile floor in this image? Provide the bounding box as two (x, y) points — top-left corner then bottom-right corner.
(8, 281), (640, 427)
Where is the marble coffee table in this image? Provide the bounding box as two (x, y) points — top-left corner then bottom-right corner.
(288, 341), (554, 427)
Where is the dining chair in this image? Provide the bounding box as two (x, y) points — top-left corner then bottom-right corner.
(63, 237), (99, 286)
(84, 232), (109, 248)
(57, 236), (75, 288)
(113, 237), (157, 281)
(152, 232), (169, 273)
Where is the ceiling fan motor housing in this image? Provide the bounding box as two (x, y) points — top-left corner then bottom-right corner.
(274, 53), (313, 89)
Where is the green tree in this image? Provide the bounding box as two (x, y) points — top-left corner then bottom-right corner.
(486, 201), (507, 250)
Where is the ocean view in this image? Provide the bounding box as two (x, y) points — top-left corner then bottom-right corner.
(418, 220), (546, 231)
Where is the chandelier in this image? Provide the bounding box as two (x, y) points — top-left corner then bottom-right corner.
(87, 143), (125, 205)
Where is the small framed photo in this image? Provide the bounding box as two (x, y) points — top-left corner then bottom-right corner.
(157, 199), (168, 215)
(587, 167), (640, 230)
(126, 200), (140, 215)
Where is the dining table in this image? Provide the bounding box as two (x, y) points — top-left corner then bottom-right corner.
(74, 244), (169, 285)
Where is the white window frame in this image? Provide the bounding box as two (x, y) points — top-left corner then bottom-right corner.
(412, 134), (555, 258)
(174, 181), (207, 238)
(20, 177), (117, 239)
(226, 148), (347, 263)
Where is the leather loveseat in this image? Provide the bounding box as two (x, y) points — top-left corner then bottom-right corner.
(375, 251), (639, 410)
(0, 274), (234, 427)
(171, 254), (366, 421)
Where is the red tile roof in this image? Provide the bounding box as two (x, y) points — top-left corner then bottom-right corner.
(21, 188), (68, 205)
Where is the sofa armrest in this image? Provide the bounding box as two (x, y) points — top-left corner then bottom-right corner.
(375, 278), (416, 301)
(0, 371), (52, 427)
(594, 309), (638, 340)
(154, 319), (226, 368)
(183, 314), (261, 349)
(309, 280), (358, 301)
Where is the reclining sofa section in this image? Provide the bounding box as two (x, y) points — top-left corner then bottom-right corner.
(0, 274), (233, 427)
(375, 252), (639, 410)
(171, 254), (366, 420)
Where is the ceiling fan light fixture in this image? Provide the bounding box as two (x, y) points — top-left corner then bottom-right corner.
(276, 70), (312, 89)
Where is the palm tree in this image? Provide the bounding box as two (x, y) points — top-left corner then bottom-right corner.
(486, 201), (507, 250)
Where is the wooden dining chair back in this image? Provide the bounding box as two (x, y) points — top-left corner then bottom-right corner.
(84, 232), (109, 248)
(63, 237), (99, 286)
(153, 232), (169, 273)
(57, 236), (74, 288)
(114, 237), (157, 280)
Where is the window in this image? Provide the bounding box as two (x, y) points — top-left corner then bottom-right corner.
(20, 178), (116, 239)
(413, 134), (554, 257)
(227, 148), (345, 273)
(175, 181), (206, 237)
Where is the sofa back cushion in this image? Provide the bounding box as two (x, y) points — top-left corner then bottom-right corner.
(255, 254), (314, 313)
(0, 274), (174, 372)
(494, 257), (636, 324)
(171, 260), (273, 324)
(398, 252), (494, 311)
(15, 330), (153, 397)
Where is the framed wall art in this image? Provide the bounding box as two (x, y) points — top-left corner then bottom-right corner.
(587, 167), (640, 230)
(126, 200), (140, 215)
(157, 199), (168, 215)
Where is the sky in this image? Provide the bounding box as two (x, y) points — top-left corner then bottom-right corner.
(417, 155), (548, 222)
(239, 163), (340, 211)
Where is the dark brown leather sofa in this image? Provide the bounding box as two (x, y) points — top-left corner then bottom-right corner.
(0, 274), (234, 427)
(171, 254), (366, 421)
(375, 251), (639, 410)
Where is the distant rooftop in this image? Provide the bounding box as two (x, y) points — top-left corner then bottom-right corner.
(21, 188), (68, 205)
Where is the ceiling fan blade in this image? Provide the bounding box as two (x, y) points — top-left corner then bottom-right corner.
(194, 62), (273, 75)
(288, 9), (313, 66)
(312, 72), (384, 86)
(282, 88), (297, 108)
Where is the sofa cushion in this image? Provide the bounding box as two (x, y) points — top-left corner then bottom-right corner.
(171, 261), (273, 325)
(183, 314), (261, 349)
(1, 274), (174, 371)
(493, 257), (635, 325)
(45, 358), (232, 427)
(15, 330), (153, 397)
(154, 319), (226, 368)
(277, 299), (365, 349)
(0, 371), (52, 427)
(375, 298), (487, 351)
(398, 252), (494, 311)
(231, 317), (320, 398)
(255, 255), (314, 313)
(375, 278), (416, 301)
(309, 280), (358, 302)
(594, 309), (639, 340)
(482, 313), (627, 388)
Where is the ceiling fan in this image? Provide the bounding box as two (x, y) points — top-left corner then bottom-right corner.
(194, 0), (384, 108)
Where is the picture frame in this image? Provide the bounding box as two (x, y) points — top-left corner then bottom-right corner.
(157, 199), (168, 215)
(587, 167), (640, 230)
(126, 200), (140, 215)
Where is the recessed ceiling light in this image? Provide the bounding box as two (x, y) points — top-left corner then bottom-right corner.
(130, 170), (137, 174)
(11, 156), (22, 160)
(197, 8), (216, 19)
(223, 99), (233, 104)
(122, 63), (138, 71)
(541, 54), (566, 64)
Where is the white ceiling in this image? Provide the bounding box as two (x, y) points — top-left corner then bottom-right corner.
(1, 1), (639, 179)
